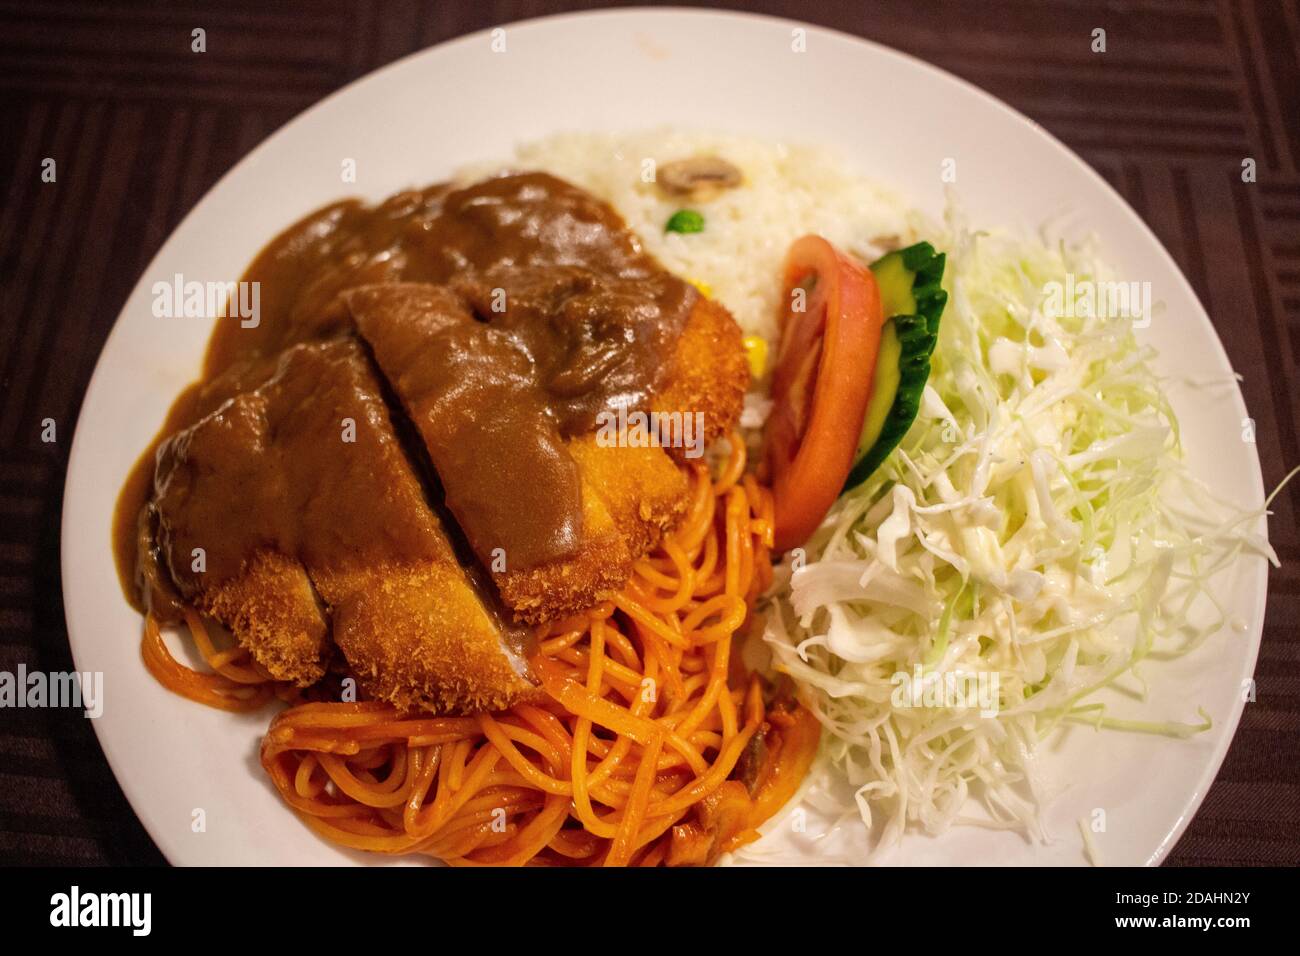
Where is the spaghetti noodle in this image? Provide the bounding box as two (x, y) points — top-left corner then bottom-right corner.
(143, 435), (819, 866)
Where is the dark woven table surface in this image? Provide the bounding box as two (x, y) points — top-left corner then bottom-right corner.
(1, 0), (1296, 866)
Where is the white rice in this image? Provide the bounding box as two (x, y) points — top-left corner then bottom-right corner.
(471, 129), (915, 344)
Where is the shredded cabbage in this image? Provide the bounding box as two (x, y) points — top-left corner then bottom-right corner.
(757, 205), (1283, 858)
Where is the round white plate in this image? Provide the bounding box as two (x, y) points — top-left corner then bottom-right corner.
(63, 8), (1268, 866)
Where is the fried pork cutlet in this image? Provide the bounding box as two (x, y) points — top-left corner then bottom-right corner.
(126, 170), (752, 714)
(150, 337), (538, 712)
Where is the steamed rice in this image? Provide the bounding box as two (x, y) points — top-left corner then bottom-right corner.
(481, 129), (914, 343)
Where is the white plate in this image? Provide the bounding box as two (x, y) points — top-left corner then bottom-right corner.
(62, 8), (1268, 866)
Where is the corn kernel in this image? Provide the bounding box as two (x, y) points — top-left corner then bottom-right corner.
(743, 335), (768, 378)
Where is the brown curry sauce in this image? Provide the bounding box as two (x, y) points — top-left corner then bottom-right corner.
(112, 172), (698, 618)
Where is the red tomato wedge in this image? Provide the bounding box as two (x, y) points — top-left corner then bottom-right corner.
(763, 235), (884, 552)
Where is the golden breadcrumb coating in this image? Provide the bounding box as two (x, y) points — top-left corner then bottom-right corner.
(653, 295), (750, 459)
(493, 460), (633, 624)
(318, 560), (541, 714)
(568, 437), (691, 558)
(196, 549), (329, 687)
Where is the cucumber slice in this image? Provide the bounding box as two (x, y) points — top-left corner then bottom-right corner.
(842, 242), (947, 491)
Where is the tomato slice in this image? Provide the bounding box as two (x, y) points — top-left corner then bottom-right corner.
(763, 235), (884, 552)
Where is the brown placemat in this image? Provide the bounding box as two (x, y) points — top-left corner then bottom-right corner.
(1, 0), (1295, 866)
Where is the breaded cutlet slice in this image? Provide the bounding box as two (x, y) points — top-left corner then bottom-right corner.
(194, 550), (329, 687)
(314, 562), (539, 714)
(262, 338), (539, 712)
(347, 283), (638, 624)
(152, 386), (332, 687)
(152, 337), (538, 713)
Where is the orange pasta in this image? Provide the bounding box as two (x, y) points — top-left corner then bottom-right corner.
(143, 434), (819, 865)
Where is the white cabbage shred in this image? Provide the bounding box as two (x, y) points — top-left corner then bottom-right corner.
(759, 206), (1282, 857)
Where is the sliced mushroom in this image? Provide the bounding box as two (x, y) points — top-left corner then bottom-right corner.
(657, 156), (742, 202)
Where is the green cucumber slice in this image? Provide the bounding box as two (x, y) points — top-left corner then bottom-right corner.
(842, 242), (948, 491)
